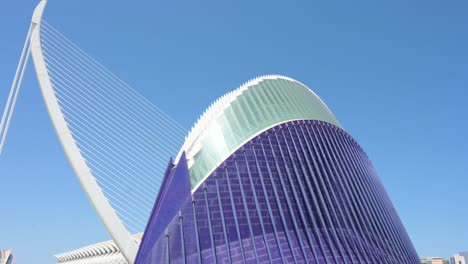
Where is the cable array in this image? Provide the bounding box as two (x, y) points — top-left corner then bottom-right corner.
(40, 21), (186, 234)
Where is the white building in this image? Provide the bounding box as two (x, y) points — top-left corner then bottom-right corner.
(55, 240), (126, 264)
(421, 256), (450, 264)
(55, 234), (142, 264)
(452, 252), (468, 264)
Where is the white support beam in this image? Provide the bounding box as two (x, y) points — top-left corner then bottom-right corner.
(29, 1), (138, 263)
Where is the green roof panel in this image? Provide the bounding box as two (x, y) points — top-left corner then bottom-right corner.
(177, 75), (342, 190)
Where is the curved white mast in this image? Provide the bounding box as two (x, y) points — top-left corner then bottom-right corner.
(29, 1), (138, 262)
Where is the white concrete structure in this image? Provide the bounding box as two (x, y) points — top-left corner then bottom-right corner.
(55, 234), (142, 264)
(0, 249), (14, 264)
(55, 240), (127, 264)
(452, 252), (468, 264)
(28, 1), (140, 263)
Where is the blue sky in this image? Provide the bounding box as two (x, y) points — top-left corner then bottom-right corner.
(1, 0), (467, 263)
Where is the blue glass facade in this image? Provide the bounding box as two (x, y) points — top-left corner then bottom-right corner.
(135, 120), (420, 263)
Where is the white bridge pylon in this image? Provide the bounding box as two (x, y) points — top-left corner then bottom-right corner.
(0, 1), (186, 263)
(30, 1), (138, 262)
(0, 4), (38, 155)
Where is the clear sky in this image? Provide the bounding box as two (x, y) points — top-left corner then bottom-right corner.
(0, 0), (467, 263)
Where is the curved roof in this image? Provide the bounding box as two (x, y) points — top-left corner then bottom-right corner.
(54, 234), (142, 263)
(177, 75), (341, 191)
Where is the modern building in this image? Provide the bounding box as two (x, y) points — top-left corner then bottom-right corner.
(421, 257), (450, 264)
(54, 234), (142, 264)
(133, 75), (421, 263)
(0, 249), (15, 264)
(19, 2), (420, 263)
(451, 252), (468, 264)
(55, 240), (126, 264)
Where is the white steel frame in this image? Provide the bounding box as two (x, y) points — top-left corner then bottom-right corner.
(29, 1), (138, 262)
